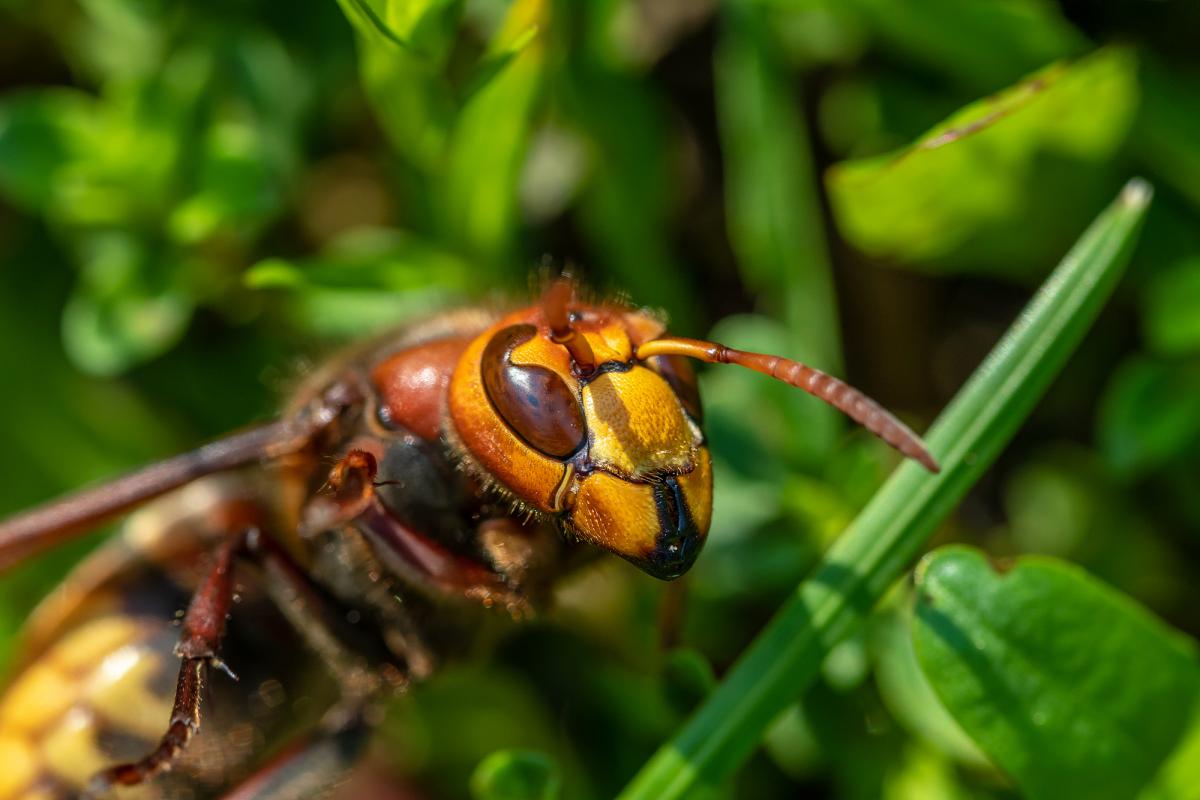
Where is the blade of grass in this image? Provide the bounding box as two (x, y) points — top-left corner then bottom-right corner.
(617, 177), (1154, 800)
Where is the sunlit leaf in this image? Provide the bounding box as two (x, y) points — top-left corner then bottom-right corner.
(827, 47), (1138, 276)
(913, 546), (1200, 800)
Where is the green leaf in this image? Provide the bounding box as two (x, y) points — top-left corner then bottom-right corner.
(338, 0), (462, 170)
(336, 0), (461, 60)
(617, 180), (1153, 800)
(1097, 356), (1200, 477)
(826, 47), (1138, 276)
(912, 546), (1200, 800)
(471, 750), (562, 800)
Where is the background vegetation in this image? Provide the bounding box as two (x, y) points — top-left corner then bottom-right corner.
(1, 1), (1198, 798)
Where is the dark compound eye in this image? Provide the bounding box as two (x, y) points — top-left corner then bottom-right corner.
(482, 325), (587, 458)
(649, 354), (702, 423)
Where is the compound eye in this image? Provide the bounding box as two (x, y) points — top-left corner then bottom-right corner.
(649, 354), (702, 422)
(482, 325), (587, 458)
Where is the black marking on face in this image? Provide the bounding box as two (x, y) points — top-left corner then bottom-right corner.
(644, 476), (702, 580)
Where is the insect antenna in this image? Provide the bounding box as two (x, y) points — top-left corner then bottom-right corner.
(637, 336), (940, 473)
(541, 278), (596, 372)
(0, 413), (336, 575)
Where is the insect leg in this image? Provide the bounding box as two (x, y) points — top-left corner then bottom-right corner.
(84, 528), (251, 797)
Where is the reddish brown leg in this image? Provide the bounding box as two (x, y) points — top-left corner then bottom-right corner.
(85, 530), (249, 797)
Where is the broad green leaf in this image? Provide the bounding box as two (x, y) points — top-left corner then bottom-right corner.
(827, 47), (1138, 276)
(471, 750), (562, 800)
(1097, 356), (1200, 477)
(715, 2), (840, 466)
(912, 546), (1200, 800)
(618, 180), (1152, 800)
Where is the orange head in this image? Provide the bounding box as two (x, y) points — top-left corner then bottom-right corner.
(448, 280), (939, 581)
(448, 287), (711, 580)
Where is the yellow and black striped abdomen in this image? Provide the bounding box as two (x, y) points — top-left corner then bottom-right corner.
(0, 615), (178, 799)
(0, 479), (332, 800)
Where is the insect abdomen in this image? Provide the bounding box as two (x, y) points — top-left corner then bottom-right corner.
(0, 615), (178, 799)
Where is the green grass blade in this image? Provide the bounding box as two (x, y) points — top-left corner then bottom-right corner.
(617, 178), (1154, 800)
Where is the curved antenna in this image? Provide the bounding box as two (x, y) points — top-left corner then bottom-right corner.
(0, 382), (360, 575)
(637, 336), (940, 473)
(0, 422), (300, 574)
(540, 278), (596, 372)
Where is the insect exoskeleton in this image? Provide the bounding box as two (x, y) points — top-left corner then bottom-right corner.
(0, 278), (938, 798)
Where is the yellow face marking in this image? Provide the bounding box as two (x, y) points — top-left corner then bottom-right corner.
(571, 470), (662, 557)
(0, 661), (76, 735)
(569, 446), (713, 561)
(0, 734), (38, 796)
(85, 644), (174, 741)
(583, 368), (694, 479)
(41, 706), (110, 788)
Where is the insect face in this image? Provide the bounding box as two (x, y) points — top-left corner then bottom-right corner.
(449, 307), (712, 580)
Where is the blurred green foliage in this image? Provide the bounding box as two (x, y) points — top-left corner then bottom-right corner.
(2, 0), (1200, 798)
